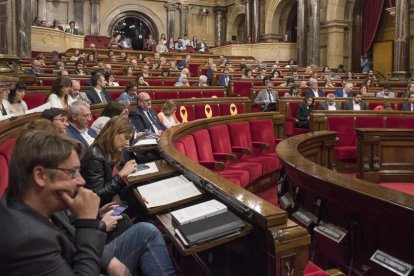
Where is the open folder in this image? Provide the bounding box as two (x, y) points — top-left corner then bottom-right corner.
(136, 175), (202, 209)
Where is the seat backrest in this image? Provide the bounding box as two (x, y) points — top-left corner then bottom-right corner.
(249, 119), (276, 153)
(191, 129), (215, 162)
(228, 121), (253, 148)
(219, 102), (244, 116)
(327, 116), (356, 147)
(24, 93), (47, 110)
(208, 124), (232, 154)
(355, 116), (385, 128)
(194, 103), (220, 119)
(178, 135), (199, 162)
(386, 117), (414, 128)
(0, 138), (16, 163)
(176, 104), (196, 122)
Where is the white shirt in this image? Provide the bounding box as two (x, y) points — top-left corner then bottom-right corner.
(328, 104), (337, 111)
(94, 88), (106, 103)
(158, 112), (178, 129)
(90, 116), (110, 134)
(47, 94), (65, 108)
(144, 110), (159, 133)
(312, 90), (320, 97)
(353, 103), (361, 111)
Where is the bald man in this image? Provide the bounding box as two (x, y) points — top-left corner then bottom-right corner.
(128, 92), (166, 135)
(27, 59), (43, 75)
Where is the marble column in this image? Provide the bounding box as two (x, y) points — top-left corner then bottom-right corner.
(214, 7), (226, 46)
(16, 0), (31, 57)
(392, 0), (410, 79)
(90, 0), (100, 36)
(165, 2), (177, 41)
(178, 4), (189, 38)
(323, 21), (347, 68)
(308, 0), (320, 66)
(74, 0), (84, 35)
(37, 0), (47, 21)
(244, 0), (251, 43)
(251, 0), (259, 43)
(0, 0), (8, 54)
(296, 0), (307, 67)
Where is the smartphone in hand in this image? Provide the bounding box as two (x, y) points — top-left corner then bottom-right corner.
(111, 205), (128, 216)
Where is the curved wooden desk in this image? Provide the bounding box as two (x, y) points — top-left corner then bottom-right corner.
(277, 131), (414, 275)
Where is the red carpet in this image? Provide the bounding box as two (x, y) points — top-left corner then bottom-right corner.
(379, 183), (414, 195)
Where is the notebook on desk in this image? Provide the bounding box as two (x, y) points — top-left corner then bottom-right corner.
(176, 211), (245, 246)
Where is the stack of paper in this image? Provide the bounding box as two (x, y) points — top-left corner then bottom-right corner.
(136, 175), (201, 209)
(171, 199), (227, 225)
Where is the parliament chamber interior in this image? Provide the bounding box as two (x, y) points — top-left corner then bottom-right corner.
(1, 0), (414, 275)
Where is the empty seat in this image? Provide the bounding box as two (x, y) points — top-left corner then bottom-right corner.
(327, 116), (356, 160)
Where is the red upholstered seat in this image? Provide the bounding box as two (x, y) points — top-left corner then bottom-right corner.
(0, 155), (8, 197)
(303, 262), (329, 276)
(249, 119), (279, 154)
(147, 80), (162, 86)
(355, 116), (384, 128)
(285, 102), (310, 137)
(191, 129), (250, 187)
(219, 103), (244, 116)
(154, 91), (179, 100)
(228, 121), (280, 175)
(176, 104), (196, 122)
(109, 91), (122, 101)
(203, 90), (225, 98)
(232, 81), (253, 97)
(163, 80), (176, 86)
(379, 183), (414, 196)
(180, 91), (202, 98)
(327, 116), (356, 160)
(386, 117), (414, 128)
(208, 124), (262, 184)
(0, 138), (16, 163)
(25, 93), (47, 110)
(194, 103), (220, 119)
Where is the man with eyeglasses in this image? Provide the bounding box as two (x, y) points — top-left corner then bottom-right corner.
(68, 80), (90, 105)
(0, 129), (176, 275)
(129, 92), (166, 135)
(67, 100), (97, 147)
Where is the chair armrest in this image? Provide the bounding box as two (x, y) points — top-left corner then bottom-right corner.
(232, 146), (252, 155)
(213, 152), (237, 162)
(199, 161), (225, 171)
(252, 141), (270, 150)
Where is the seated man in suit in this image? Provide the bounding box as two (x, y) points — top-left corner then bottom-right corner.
(177, 54), (191, 70)
(191, 75), (208, 87)
(216, 68), (232, 87)
(335, 82), (353, 98)
(318, 93), (341, 110)
(401, 92), (414, 111)
(26, 59), (43, 75)
(67, 100), (97, 147)
(129, 92), (167, 135)
(0, 128), (176, 275)
(376, 84), (395, 98)
(254, 80), (279, 112)
(196, 38), (208, 52)
(68, 80), (90, 105)
(64, 20), (79, 34)
(305, 78), (324, 98)
(86, 72), (112, 105)
(343, 91), (368, 110)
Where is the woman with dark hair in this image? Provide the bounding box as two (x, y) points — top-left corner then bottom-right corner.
(241, 68), (254, 79)
(41, 108), (69, 133)
(284, 83), (300, 97)
(46, 76), (72, 108)
(91, 101), (129, 134)
(81, 116), (137, 207)
(104, 71), (120, 87)
(7, 81), (27, 115)
(271, 69), (282, 80)
(118, 82), (138, 102)
(136, 75), (149, 87)
(295, 96), (315, 129)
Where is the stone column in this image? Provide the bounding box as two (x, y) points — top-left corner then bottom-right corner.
(308, 0), (320, 66)
(296, 0), (307, 66)
(16, 0), (31, 57)
(251, 0), (259, 43)
(392, 0), (410, 79)
(37, 0), (47, 21)
(244, 0), (251, 43)
(0, 0), (8, 54)
(166, 2), (177, 41)
(90, 0), (100, 36)
(214, 6), (226, 46)
(323, 21), (347, 68)
(178, 4), (189, 38)
(74, 0), (84, 35)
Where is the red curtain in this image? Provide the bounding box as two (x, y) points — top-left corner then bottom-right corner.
(362, 0), (385, 54)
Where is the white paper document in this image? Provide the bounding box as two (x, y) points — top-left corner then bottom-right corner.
(136, 175), (201, 208)
(171, 199), (228, 225)
(134, 138), (158, 146)
(27, 102), (51, 114)
(128, 162), (159, 177)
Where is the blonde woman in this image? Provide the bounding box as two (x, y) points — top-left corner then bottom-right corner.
(158, 100), (180, 128)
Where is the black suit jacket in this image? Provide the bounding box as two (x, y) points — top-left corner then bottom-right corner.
(216, 75), (232, 86)
(401, 102), (414, 111)
(0, 198), (109, 275)
(305, 88), (324, 97)
(86, 88), (112, 105)
(343, 100), (368, 110)
(295, 103), (314, 128)
(66, 124), (97, 147)
(129, 107), (167, 133)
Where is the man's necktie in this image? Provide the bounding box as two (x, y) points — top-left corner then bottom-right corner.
(267, 91), (273, 102)
(1, 103), (7, 115)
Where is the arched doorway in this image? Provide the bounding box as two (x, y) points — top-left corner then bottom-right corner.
(106, 11), (159, 51)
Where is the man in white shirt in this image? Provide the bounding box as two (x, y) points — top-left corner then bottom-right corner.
(66, 100), (97, 147)
(376, 84), (395, 98)
(182, 34), (191, 47)
(68, 80), (90, 105)
(318, 93), (342, 110)
(343, 92), (367, 111)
